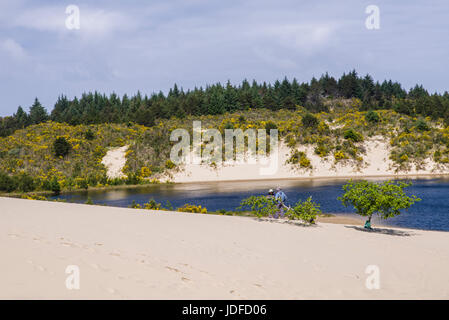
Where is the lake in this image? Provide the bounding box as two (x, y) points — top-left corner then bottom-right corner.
(52, 176), (449, 232)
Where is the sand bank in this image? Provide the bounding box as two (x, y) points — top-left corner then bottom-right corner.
(101, 145), (128, 179)
(168, 138), (449, 183)
(1, 197), (448, 299)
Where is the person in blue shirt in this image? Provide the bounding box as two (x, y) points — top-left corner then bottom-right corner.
(274, 186), (287, 218)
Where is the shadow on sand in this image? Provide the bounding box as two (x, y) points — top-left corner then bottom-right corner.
(252, 217), (318, 228)
(344, 225), (415, 237)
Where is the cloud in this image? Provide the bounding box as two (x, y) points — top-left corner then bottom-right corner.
(0, 0), (448, 117)
(0, 38), (27, 61)
(252, 47), (297, 69)
(248, 23), (340, 55)
(12, 5), (137, 37)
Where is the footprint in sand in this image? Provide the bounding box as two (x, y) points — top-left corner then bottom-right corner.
(229, 290), (245, 298)
(165, 266), (181, 273)
(109, 251), (122, 257)
(60, 242), (77, 248)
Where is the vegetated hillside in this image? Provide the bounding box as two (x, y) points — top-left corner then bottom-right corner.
(2, 70), (449, 138)
(1, 98), (449, 194)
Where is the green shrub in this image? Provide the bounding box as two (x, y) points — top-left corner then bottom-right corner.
(286, 196), (320, 224)
(177, 203), (207, 213)
(16, 173), (36, 192)
(0, 172), (17, 192)
(129, 200), (141, 208)
(164, 200), (174, 211)
(365, 110), (380, 123)
(288, 150), (312, 168)
(302, 113), (319, 129)
(144, 198), (162, 210)
(314, 144), (330, 157)
(50, 177), (61, 195)
(434, 150), (442, 162)
(77, 178), (89, 189)
(264, 121), (278, 134)
(125, 172), (142, 185)
(415, 119), (430, 131)
(53, 137), (71, 158)
(165, 160), (176, 169)
(238, 195), (277, 218)
(343, 129), (363, 142)
(84, 129), (95, 140)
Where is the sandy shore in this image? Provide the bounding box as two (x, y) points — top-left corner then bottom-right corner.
(166, 139), (449, 183)
(1, 197), (448, 299)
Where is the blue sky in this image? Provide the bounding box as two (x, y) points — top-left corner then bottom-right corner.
(0, 0), (448, 116)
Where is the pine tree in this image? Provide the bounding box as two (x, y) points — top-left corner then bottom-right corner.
(51, 95), (69, 122)
(29, 98), (48, 124)
(14, 106), (29, 128)
(224, 81), (239, 112)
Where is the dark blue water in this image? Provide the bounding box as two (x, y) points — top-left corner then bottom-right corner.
(52, 177), (449, 232)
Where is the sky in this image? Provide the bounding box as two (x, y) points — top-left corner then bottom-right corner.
(0, 0), (448, 116)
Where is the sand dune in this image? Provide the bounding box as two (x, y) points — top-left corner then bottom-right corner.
(169, 137), (448, 183)
(1, 197), (448, 299)
(101, 145), (128, 179)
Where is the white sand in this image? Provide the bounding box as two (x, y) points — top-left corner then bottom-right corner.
(101, 145), (128, 179)
(169, 137), (448, 182)
(1, 197), (448, 299)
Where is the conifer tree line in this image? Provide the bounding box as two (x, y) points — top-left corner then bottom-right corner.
(1, 70), (449, 137)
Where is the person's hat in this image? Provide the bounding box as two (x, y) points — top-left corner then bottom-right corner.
(268, 188), (274, 193)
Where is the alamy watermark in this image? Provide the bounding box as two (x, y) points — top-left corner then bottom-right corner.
(365, 5), (380, 30)
(65, 265), (80, 290)
(170, 121), (279, 175)
(65, 5), (80, 30)
(365, 264), (380, 290)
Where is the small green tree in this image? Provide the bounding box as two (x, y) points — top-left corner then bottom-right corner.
(16, 173), (35, 193)
(0, 172), (17, 192)
(238, 195), (277, 218)
(53, 137), (71, 158)
(338, 180), (421, 228)
(287, 196), (320, 224)
(50, 176), (61, 195)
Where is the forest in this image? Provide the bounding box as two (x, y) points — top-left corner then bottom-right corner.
(1, 70), (449, 137)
